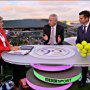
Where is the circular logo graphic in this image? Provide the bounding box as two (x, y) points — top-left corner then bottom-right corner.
(30, 46), (75, 59)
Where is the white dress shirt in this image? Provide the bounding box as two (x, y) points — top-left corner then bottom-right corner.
(83, 21), (90, 33)
(48, 24), (57, 45)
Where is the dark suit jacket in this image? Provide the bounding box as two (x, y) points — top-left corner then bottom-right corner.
(76, 23), (90, 44)
(43, 24), (64, 45)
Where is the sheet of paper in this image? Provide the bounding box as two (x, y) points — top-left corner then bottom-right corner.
(8, 50), (31, 55)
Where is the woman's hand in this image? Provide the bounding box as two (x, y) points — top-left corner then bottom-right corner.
(10, 46), (20, 51)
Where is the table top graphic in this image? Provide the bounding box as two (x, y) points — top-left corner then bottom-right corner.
(2, 45), (90, 66)
(30, 45), (75, 59)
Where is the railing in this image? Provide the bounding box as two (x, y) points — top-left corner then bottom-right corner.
(6, 28), (76, 46)
(6, 30), (43, 45)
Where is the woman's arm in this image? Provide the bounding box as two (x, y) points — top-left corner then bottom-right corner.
(0, 46), (10, 52)
(0, 29), (11, 51)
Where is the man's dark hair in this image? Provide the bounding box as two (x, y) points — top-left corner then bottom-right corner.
(79, 10), (90, 18)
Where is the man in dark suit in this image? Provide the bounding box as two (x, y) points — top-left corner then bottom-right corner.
(43, 14), (64, 45)
(76, 10), (90, 87)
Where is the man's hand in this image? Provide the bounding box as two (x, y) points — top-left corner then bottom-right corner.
(58, 35), (61, 43)
(43, 34), (48, 41)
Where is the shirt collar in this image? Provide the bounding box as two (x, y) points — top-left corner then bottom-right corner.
(83, 21), (90, 28)
(51, 24), (57, 29)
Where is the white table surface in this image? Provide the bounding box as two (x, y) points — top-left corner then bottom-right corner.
(2, 45), (90, 66)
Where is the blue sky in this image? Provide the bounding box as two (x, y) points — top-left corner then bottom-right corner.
(0, 1), (90, 21)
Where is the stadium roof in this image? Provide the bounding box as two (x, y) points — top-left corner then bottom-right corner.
(3, 19), (67, 29)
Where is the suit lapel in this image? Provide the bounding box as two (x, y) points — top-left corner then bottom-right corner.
(56, 24), (58, 42)
(80, 25), (84, 33)
(56, 24), (58, 36)
(48, 25), (51, 36)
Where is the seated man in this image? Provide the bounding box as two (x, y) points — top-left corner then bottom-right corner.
(76, 10), (90, 87)
(43, 14), (64, 45)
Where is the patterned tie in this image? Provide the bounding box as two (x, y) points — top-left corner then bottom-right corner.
(83, 26), (87, 40)
(50, 27), (54, 45)
(83, 26), (86, 33)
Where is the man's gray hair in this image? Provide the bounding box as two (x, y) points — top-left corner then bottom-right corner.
(49, 14), (58, 21)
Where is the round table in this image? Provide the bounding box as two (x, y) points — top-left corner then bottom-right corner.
(2, 45), (90, 90)
(2, 45), (90, 66)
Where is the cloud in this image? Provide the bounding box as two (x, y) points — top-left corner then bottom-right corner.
(0, 1), (90, 21)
